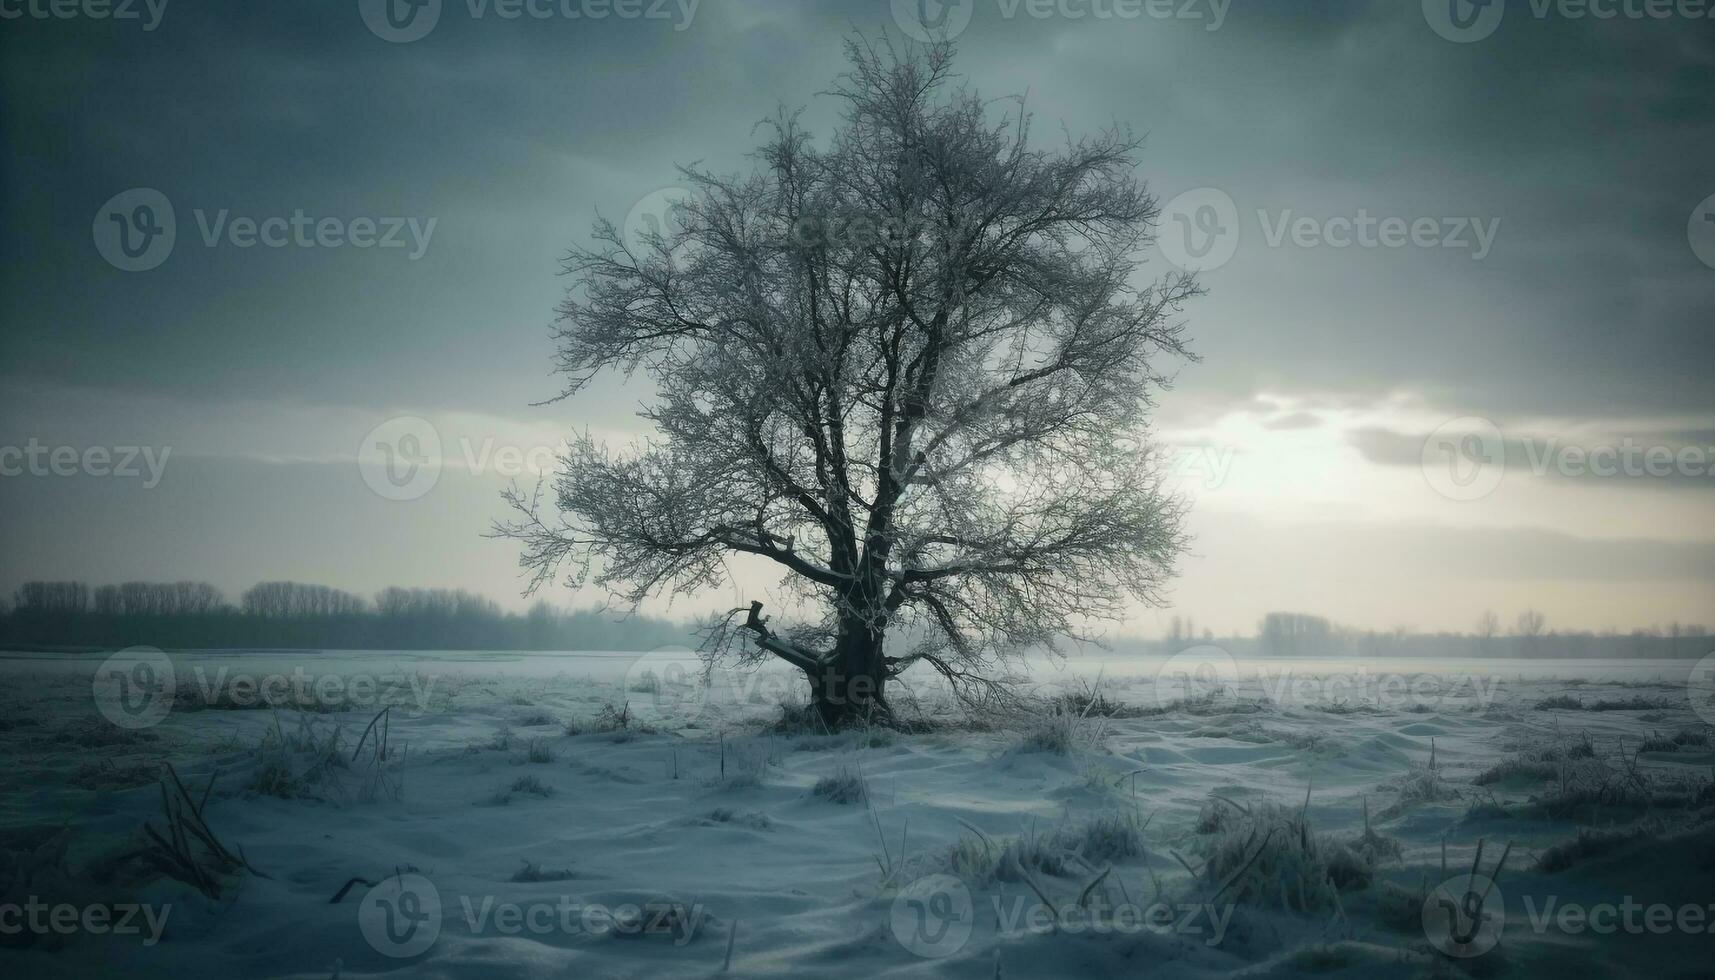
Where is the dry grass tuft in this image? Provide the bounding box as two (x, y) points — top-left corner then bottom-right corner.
(812, 765), (867, 804)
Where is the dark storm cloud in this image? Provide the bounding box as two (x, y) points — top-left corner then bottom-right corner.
(2, 0), (1711, 626)
(1351, 423), (1715, 491)
(1, 0), (847, 413)
(4, 0), (1711, 423)
(1184, 512), (1715, 585)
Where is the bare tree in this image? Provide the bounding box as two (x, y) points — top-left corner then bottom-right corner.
(1515, 608), (1546, 656)
(498, 39), (1197, 725)
(1515, 609), (1545, 638)
(1476, 609), (1499, 654)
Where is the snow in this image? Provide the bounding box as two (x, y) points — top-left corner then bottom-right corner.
(1, 649), (1711, 978)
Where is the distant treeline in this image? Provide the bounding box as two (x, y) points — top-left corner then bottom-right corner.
(6, 581), (1708, 659)
(1, 580), (696, 651)
(1144, 610), (1713, 659)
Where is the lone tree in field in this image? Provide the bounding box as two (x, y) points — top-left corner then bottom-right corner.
(500, 40), (1198, 725)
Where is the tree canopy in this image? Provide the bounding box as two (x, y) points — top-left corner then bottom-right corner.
(500, 38), (1199, 722)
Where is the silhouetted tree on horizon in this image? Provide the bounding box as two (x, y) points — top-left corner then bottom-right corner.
(498, 38), (1197, 725)
(3, 578), (690, 651)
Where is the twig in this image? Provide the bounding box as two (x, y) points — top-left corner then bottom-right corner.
(1210, 827), (1276, 906)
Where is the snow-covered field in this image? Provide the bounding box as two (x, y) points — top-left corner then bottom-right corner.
(3, 649), (1713, 978)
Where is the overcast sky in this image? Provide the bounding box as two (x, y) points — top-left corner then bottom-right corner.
(2, 0), (1711, 636)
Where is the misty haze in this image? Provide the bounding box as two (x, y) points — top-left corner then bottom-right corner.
(2, 3), (1713, 979)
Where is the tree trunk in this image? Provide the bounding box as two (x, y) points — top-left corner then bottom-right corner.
(742, 600), (890, 729)
(807, 616), (888, 728)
